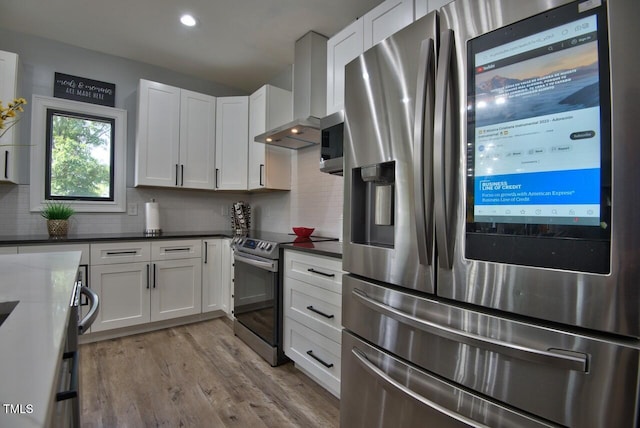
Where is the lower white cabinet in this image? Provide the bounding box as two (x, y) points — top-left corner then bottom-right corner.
(91, 239), (202, 332)
(151, 257), (201, 321)
(90, 261), (151, 332)
(202, 238), (233, 315)
(283, 250), (344, 398)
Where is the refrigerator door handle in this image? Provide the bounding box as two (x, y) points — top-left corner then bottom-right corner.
(351, 347), (490, 428)
(352, 288), (588, 372)
(413, 38), (436, 267)
(433, 29), (458, 270)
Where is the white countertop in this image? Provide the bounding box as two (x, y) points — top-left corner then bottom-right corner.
(0, 251), (81, 428)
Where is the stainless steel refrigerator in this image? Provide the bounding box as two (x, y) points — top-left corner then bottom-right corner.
(341, 0), (640, 426)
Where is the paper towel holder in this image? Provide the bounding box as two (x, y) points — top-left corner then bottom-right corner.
(145, 198), (162, 237)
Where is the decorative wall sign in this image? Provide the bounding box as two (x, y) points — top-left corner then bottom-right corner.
(54, 72), (116, 107)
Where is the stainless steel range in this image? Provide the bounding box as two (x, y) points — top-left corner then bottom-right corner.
(231, 232), (335, 366)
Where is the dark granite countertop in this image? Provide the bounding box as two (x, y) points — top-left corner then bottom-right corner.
(0, 230), (235, 246)
(281, 240), (343, 259)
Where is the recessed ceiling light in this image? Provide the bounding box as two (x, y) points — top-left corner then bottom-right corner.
(180, 14), (197, 27)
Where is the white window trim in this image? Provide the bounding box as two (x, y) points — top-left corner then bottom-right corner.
(30, 95), (127, 213)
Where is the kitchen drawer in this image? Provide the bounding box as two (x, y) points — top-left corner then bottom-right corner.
(284, 250), (344, 293)
(151, 239), (201, 260)
(19, 243), (90, 264)
(91, 242), (151, 265)
(0, 246), (18, 255)
(284, 317), (341, 398)
(284, 277), (342, 343)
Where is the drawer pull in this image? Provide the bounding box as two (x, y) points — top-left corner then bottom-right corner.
(106, 250), (138, 256)
(307, 268), (335, 278)
(306, 305), (334, 319)
(306, 350), (334, 368)
(164, 247), (191, 252)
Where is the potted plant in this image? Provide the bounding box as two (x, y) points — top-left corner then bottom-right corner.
(41, 201), (75, 237)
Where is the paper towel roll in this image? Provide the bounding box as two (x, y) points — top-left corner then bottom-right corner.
(145, 201), (161, 235)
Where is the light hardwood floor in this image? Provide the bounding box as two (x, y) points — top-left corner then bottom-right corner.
(80, 318), (340, 427)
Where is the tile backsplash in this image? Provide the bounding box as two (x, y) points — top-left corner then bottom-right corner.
(290, 145), (343, 239)
(0, 145), (344, 238)
(0, 185), (239, 236)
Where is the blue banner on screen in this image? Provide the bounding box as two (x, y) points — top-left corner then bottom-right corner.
(474, 168), (600, 225)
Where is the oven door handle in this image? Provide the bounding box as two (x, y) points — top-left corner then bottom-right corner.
(78, 286), (99, 335)
(234, 253), (278, 272)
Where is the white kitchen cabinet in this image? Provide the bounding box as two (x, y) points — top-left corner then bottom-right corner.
(248, 85), (292, 190)
(90, 239), (203, 332)
(90, 241), (152, 332)
(363, 0), (414, 50)
(179, 89), (217, 189)
(151, 257), (202, 322)
(149, 240), (202, 322)
(283, 250), (344, 398)
(326, 19), (364, 116)
(222, 239), (233, 317)
(215, 96), (249, 190)
(0, 50), (24, 184)
(202, 239), (224, 313)
(135, 80), (216, 189)
(201, 238), (233, 315)
(415, 0), (450, 19)
(90, 261), (151, 332)
(135, 80), (180, 187)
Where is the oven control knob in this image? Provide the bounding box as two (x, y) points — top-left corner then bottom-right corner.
(260, 242), (267, 249)
(265, 244), (272, 251)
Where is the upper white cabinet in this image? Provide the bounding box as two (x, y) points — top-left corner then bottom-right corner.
(179, 90), (217, 189)
(363, 0), (414, 50)
(135, 80), (180, 187)
(215, 96), (249, 190)
(248, 85), (292, 191)
(415, 0), (450, 19)
(135, 79), (216, 190)
(326, 19), (364, 116)
(0, 50), (23, 183)
(327, 0), (414, 115)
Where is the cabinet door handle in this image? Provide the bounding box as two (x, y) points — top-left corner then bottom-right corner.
(153, 263), (157, 289)
(146, 264), (150, 289)
(106, 250), (138, 256)
(306, 305), (334, 319)
(215, 168), (220, 189)
(307, 268), (335, 278)
(204, 242), (208, 264)
(306, 350), (334, 368)
(175, 164), (179, 186)
(181, 164), (184, 186)
(259, 164), (264, 186)
(4, 151), (8, 179)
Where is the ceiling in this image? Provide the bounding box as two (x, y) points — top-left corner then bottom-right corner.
(0, 0), (383, 93)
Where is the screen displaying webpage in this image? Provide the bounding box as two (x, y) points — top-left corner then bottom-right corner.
(472, 14), (602, 226)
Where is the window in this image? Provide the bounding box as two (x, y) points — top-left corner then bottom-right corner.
(46, 110), (115, 201)
(31, 96), (127, 212)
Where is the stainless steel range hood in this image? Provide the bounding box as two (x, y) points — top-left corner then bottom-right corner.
(255, 31), (327, 149)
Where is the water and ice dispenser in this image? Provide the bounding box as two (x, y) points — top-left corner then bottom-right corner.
(350, 161), (395, 248)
